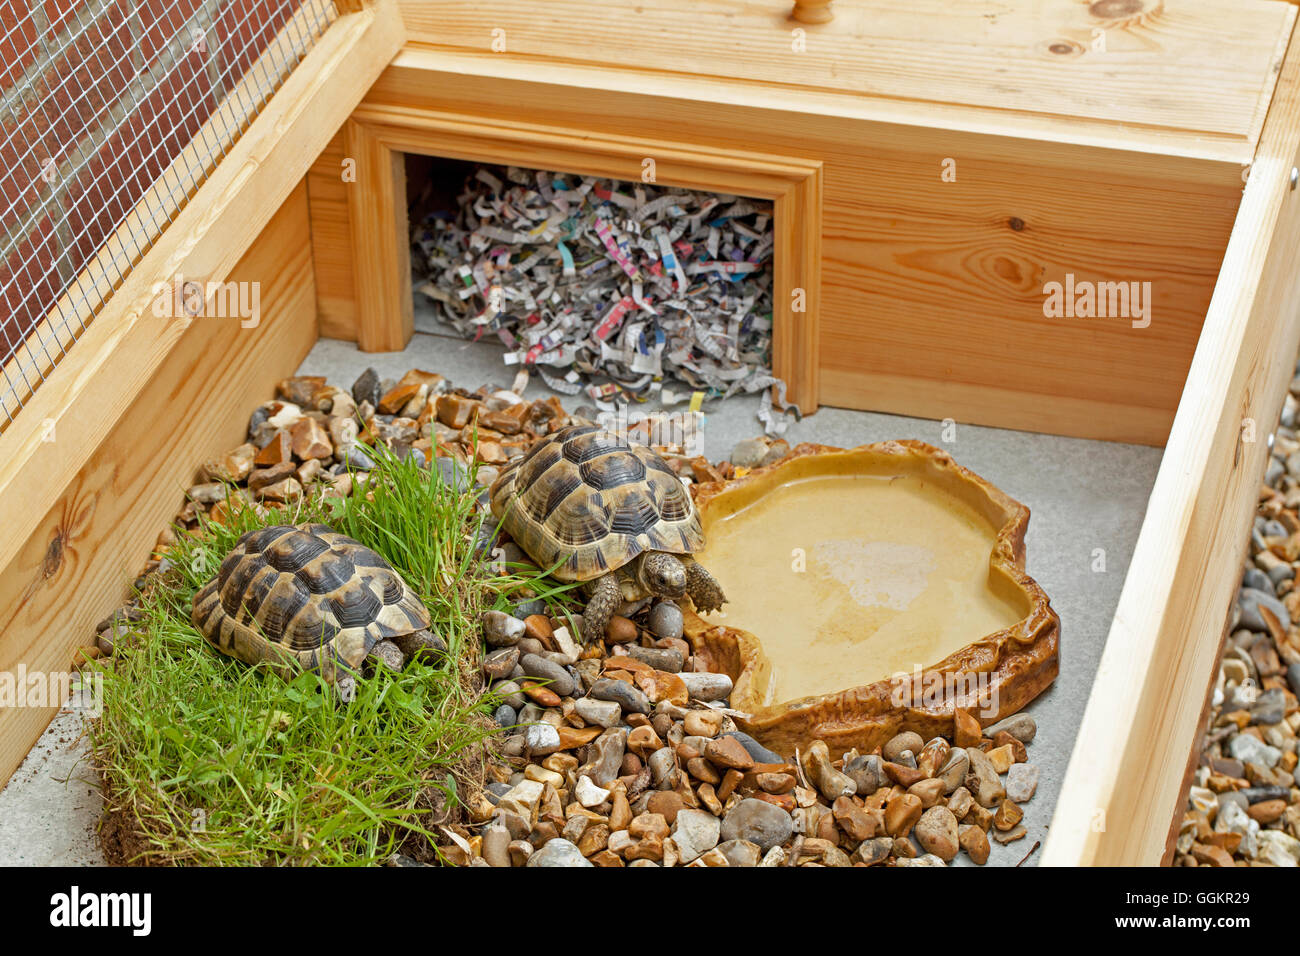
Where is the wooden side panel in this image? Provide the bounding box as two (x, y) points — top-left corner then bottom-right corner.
(352, 54), (1244, 443)
(0, 185), (318, 788)
(308, 131), (360, 342)
(1044, 35), (1300, 866)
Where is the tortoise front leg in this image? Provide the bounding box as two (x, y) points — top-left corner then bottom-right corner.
(582, 573), (621, 643)
(684, 559), (727, 613)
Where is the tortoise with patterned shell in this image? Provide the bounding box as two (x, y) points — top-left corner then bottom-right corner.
(489, 424), (727, 641)
(192, 523), (442, 683)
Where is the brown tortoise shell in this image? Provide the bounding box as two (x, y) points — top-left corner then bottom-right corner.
(191, 523), (429, 680)
(489, 424), (703, 582)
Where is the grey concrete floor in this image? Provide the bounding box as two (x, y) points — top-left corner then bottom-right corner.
(0, 320), (1162, 867)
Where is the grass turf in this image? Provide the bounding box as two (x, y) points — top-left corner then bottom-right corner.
(90, 444), (558, 865)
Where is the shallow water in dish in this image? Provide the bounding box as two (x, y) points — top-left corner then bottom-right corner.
(698, 473), (1026, 703)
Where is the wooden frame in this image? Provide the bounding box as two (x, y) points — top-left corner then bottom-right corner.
(337, 105), (823, 412)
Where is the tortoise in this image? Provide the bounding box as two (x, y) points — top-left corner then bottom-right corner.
(192, 523), (443, 683)
(489, 424), (727, 641)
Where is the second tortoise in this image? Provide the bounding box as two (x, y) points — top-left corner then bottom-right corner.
(489, 424), (727, 641)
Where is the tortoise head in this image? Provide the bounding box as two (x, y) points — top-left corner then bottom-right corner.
(638, 551), (687, 600)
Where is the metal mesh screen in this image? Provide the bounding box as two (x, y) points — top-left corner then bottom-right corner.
(0, 0), (339, 428)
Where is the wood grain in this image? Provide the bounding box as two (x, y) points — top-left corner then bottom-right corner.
(0, 185), (318, 788)
(307, 131), (359, 341)
(1044, 31), (1300, 867)
(345, 118), (415, 352)
(397, 0), (1293, 161)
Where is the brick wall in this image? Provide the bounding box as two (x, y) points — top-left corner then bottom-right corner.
(0, 0), (313, 394)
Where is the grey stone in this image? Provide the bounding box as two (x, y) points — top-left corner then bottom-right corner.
(624, 645), (683, 672)
(1242, 567), (1275, 596)
(573, 697), (622, 728)
(351, 367), (381, 407)
(525, 839), (593, 867)
(493, 679), (525, 709)
(1237, 587), (1291, 632)
(647, 601), (685, 640)
(720, 798), (793, 851)
(519, 653), (575, 697)
(578, 728), (627, 786)
(983, 712), (1037, 743)
(647, 747), (679, 789)
(679, 671), (733, 702)
(525, 723), (561, 754)
(492, 704), (517, 727)
(724, 730), (785, 764)
(1249, 688), (1287, 726)
(730, 437), (768, 468)
(482, 610), (526, 646)
(1005, 762), (1039, 802)
(844, 754), (886, 796)
(671, 809), (721, 863)
(590, 678), (650, 714)
(937, 748), (969, 794)
(1227, 734), (1281, 769)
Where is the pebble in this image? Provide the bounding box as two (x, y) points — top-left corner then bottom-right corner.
(483, 647), (520, 679)
(720, 798), (794, 851)
(678, 671), (733, 702)
(624, 645), (683, 672)
(519, 653), (576, 697)
(575, 775), (611, 808)
(730, 437), (769, 469)
(716, 839), (762, 867)
(1227, 734), (1281, 768)
(524, 724), (561, 754)
(578, 728), (627, 786)
(983, 713), (1037, 743)
(683, 710), (725, 738)
(647, 601), (685, 640)
(492, 704), (516, 727)
(1005, 762), (1039, 802)
(526, 839), (593, 867)
(1237, 587), (1291, 632)
(574, 697), (622, 728)
(482, 610), (526, 646)
(844, 754), (886, 796)
(802, 739), (856, 800)
(883, 731), (924, 762)
(937, 748), (969, 794)
(724, 731), (785, 764)
(672, 809), (721, 863)
(913, 806), (959, 862)
(964, 747), (1006, 808)
(590, 678), (650, 715)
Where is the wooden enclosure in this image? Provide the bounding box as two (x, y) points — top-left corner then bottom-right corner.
(2, 0), (1299, 867)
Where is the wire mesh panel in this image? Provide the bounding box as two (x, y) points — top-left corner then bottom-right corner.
(0, 0), (339, 428)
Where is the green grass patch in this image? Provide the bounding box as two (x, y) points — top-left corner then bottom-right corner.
(91, 444), (548, 865)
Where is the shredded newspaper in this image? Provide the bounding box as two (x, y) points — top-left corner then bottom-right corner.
(410, 165), (799, 435)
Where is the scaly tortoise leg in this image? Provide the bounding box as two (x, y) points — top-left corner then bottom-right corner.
(684, 558), (727, 613)
(582, 573), (621, 643)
